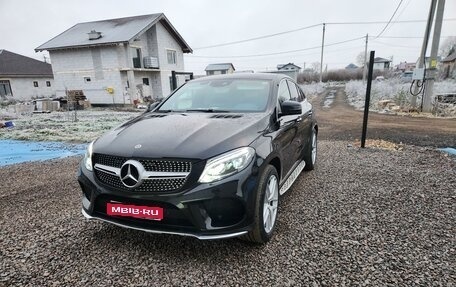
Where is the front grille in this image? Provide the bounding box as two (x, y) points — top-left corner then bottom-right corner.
(93, 154), (191, 172)
(93, 154), (191, 192)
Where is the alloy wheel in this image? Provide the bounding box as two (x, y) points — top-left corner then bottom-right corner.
(263, 174), (279, 233)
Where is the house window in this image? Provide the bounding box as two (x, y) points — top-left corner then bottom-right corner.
(167, 49), (177, 64)
(46, 81), (51, 87)
(84, 77), (91, 83)
(0, 80), (12, 96)
(132, 48), (141, 68)
(221, 70), (226, 74)
(33, 81), (38, 87)
(142, 78), (150, 85)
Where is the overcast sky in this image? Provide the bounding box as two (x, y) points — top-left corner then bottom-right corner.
(1, 0), (455, 74)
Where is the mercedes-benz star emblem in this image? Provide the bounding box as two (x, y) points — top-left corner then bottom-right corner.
(119, 160), (145, 188)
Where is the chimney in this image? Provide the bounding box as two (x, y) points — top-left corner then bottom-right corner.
(88, 30), (102, 40)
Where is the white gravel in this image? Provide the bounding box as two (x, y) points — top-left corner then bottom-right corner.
(1, 140), (455, 286)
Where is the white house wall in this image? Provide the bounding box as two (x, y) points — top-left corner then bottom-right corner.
(1, 77), (54, 101)
(125, 22), (185, 98)
(373, 63), (387, 70)
(50, 47), (126, 104)
(155, 22), (185, 97)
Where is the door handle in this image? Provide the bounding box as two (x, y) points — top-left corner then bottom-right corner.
(296, 117), (302, 122)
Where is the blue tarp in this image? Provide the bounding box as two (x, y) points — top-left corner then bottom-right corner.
(0, 140), (86, 166)
(438, 147), (456, 156)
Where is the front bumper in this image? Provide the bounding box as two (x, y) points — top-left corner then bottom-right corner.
(78, 159), (260, 239)
(81, 208), (247, 239)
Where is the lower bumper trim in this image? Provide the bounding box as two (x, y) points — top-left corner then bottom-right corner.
(81, 209), (247, 240)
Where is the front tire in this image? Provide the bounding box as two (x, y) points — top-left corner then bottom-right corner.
(304, 127), (317, 171)
(241, 165), (279, 244)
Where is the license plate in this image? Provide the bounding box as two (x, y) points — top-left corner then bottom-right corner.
(106, 203), (163, 221)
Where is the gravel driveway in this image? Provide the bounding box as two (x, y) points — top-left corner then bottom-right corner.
(1, 141), (455, 286)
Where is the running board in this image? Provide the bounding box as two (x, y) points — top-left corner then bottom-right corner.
(279, 160), (306, 195)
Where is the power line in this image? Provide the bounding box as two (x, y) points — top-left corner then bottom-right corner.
(187, 36), (365, 59)
(193, 23), (322, 50)
(325, 18), (456, 25)
(376, 35), (451, 39)
(370, 39), (420, 49)
(373, 0), (404, 39)
(391, 0), (412, 26)
(185, 45), (365, 63)
(191, 18), (456, 51)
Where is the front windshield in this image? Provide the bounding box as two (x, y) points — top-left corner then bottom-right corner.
(158, 79), (271, 112)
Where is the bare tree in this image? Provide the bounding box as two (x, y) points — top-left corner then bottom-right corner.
(311, 62), (321, 73)
(439, 36), (456, 58)
(355, 51), (365, 66)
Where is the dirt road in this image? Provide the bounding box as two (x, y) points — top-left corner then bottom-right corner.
(313, 87), (456, 147)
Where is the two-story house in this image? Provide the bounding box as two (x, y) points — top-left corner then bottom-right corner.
(35, 14), (192, 105)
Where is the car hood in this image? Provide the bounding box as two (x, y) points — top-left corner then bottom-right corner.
(93, 112), (270, 160)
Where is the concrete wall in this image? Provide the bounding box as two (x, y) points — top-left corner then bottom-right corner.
(373, 62), (390, 70)
(155, 22), (185, 97)
(0, 77), (55, 101)
(50, 46), (127, 104)
(206, 67), (234, 76)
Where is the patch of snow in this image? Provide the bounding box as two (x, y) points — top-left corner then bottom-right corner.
(345, 79), (456, 116)
(0, 109), (142, 143)
(323, 90), (336, 108)
(299, 82), (326, 100)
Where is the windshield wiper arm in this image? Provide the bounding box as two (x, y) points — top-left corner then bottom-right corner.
(185, 109), (230, 113)
(156, 109), (174, 113)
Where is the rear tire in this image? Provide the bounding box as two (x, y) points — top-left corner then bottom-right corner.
(304, 127), (317, 171)
(241, 165), (279, 244)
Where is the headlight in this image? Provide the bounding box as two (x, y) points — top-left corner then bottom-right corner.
(199, 147), (255, 183)
(84, 141), (94, 171)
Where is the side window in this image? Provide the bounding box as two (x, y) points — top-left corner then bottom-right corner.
(298, 87), (306, 102)
(277, 80), (291, 104)
(287, 80), (300, 102)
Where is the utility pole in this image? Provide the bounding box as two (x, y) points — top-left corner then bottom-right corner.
(411, 0), (437, 108)
(423, 0), (445, 112)
(362, 34), (368, 83)
(320, 23), (325, 82)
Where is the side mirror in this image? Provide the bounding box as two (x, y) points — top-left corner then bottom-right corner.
(147, 101), (161, 112)
(280, 101), (302, 116)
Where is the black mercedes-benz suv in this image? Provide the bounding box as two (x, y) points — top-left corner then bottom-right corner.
(78, 73), (318, 243)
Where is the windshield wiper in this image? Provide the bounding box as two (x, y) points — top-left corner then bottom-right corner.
(185, 109), (230, 113)
(156, 109), (174, 113)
